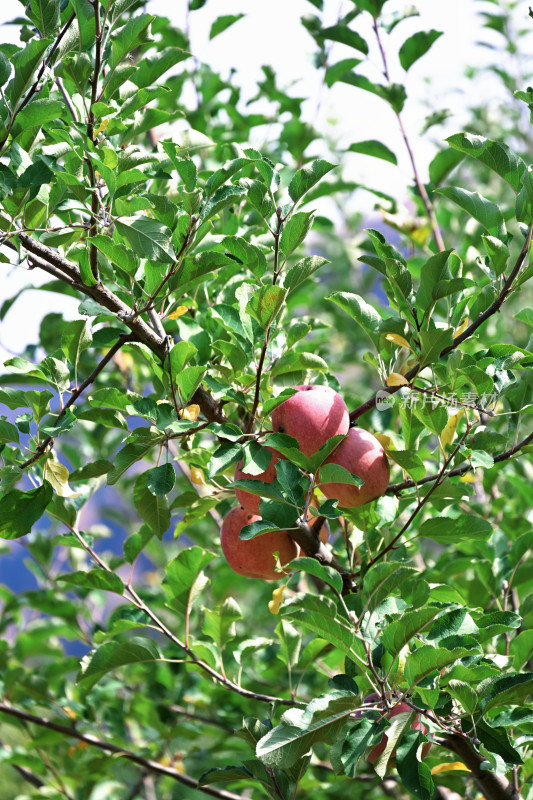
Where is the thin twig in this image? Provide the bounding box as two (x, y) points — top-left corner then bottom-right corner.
(0, 702), (244, 800)
(372, 18), (445, 252)
(19, 333), (135, 469)
(387, 431), (533, 494)
(0, 14), (76, 153)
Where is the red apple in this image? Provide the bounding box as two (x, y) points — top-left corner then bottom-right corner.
(318, 427), (389, 508)
(359, 695), (430, 765)
(271, 385), (349, 458)
(220, 506), (298, 580)
(234, 448), (280, 514)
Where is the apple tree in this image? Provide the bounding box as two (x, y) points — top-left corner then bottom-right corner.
(0, 1), (532, 799)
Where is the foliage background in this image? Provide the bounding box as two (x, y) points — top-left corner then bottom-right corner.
(0, 1), (532, 800)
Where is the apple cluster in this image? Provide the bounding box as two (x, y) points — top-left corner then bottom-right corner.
(221, 385), (390, 580)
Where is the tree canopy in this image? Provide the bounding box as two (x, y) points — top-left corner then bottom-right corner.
(0, 2), (532, 800)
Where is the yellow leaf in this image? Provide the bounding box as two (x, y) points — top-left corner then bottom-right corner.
(169, 305), (188, 320)
(95, 119), (108, 135)
(459, 473), (476, 483)
(386, 333), (413, 350)
(190, 467), (206, 486)
(63, 706), (77, 720)
(453, 317), (469, 338)
(268, 585), (285, 615)
(431, 761), (469, 775)
(387, 372), (408, 387)
(374, 433), (393, 450)
(440, 408), (465, 450)
(180, 404), (200, 422)
(44, 457), (82, 498)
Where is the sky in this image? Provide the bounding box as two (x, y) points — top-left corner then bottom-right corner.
(0, 0), (516, 362)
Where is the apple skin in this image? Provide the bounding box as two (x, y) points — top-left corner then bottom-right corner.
(234, 448), (280, 514)
(360, 695), (430, 765)
(318, 427), (390, 508)
(271, 385), (349, 458)
(220, 506), (298, 580)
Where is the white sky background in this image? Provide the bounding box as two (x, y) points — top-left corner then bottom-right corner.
(0, 0), (520, 362)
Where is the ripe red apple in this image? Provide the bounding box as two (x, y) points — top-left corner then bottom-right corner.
(271, 385), (349, 458)
(234, 448), (280, 514)
(359, 695), (430, 765)
(318, 427), (389, 507)
(220, 506), (298, 580)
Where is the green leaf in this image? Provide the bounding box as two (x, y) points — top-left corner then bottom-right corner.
(473, 718), (523, 765)
(347, 140), (397, 164)
(398, 30), (442, 71)
(209, 13), (244, 39)
(7, 39), (52, 110)
(256, 694), (358, 768)
(326, 292), (381, 347)
(447, 680), (478, 714)
(446, 133), (526, 193)
(109, 13), (153, 72)
(175, 365), (206, 404)
(285, 256), (329, 292)
(271, 351), (328, 377)
(282, 594), (361, 662)
(115, 216), (174, 263)
(208, 441), (242, 479)
(436, 186), (506, 240)
(478, 672), (533, 713)
(318, 463), (363, 487)
(361, 563), (416, 613)
(246, 285), (286, 329)
(416, 249), (452, 310)
(133, 472), (171, 536)
(90, 234), (139, 276)
(69, 460), (113, 482)
(146, 463), (175, 497)
(163, 546), (215, 615)
(169, 340), (197, 374)
(321, 25), (368, 55)
(386, 450), (425, 481)
(418, 515), (492, 543)
(61, 319), (92, 379)
(382, 608), (440, 656)
(203, 597), (242, 650)
(280, 211), (314, 256)
(14, 98), (63, 134)
(57, 569), (124, 594)
(107, 440), (161, 485)
(288, 160), (336, 203)
(395, 729), (434, 800)
(131, 48), (190, 89)
(289, 557), (343, 595)
(78, 637), (160, 689)
(0, 52), (11, 87)
(405, 646), (470, 687)
(0, 481), (53, 539)
(0, 418), (20, 445)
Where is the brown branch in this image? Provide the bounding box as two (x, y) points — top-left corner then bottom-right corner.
(349, 221), (533, 423)
(0, 703), (244, 800)
(67, 526), (299, 707)
(442, 734), (523, 800)
(366, 423), (472, 569)
(0, 14), (76, 153)
(19, 333), (135, 469)
(372, 18), (445, 252)
(387, 431), (533, 494)
(15, 233), (226, 423)
(245, 208), (283, 435)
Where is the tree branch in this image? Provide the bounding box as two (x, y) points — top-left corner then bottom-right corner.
(14, 232), (226, 423)
(349, 221), (533, 423)
(0, 702), (244, 800)
(442, 734), (523, 800)
(19, 332), (135, 469)
(0, 14), (76, 153)
(387, 431), (533, 494)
